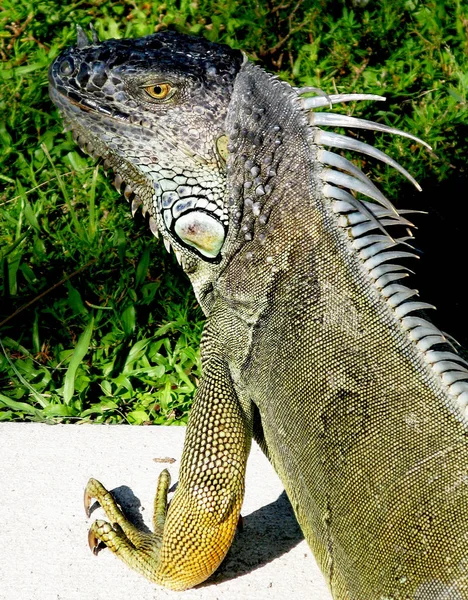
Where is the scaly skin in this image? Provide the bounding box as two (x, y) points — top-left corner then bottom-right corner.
(85, 352), (253, 590)
(49, 30), (468, 599)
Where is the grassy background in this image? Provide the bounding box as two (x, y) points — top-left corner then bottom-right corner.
(0, 0), (467, 423)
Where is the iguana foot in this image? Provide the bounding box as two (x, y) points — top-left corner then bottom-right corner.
(83, 471), (170, 577)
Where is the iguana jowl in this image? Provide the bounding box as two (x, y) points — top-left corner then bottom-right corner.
(49, 29), (468, 600)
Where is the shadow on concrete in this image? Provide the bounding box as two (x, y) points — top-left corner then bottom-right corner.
(210, 490), (304, 584)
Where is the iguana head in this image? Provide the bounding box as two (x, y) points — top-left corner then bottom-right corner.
(49, 29), (243, 267)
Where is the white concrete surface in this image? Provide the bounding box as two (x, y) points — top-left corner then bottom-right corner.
(0, 423), (332, 600)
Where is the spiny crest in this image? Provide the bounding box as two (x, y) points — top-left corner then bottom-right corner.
(296, 87), (468, 421)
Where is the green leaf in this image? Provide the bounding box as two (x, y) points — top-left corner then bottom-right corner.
(121, 304), (136, 336)
(32, 311), (40, 355)
(66, 282), (88, 315)
(135, 246), (151, 287)
(15, 63), (43, 75)
(448, 88), (465, 103)
(66, 151), (90, 172)
(174, 363), (195, 391)
(126, 338), (150, 365)
(43, 404), (76, 417)
(63, 315), (94, 404)
(0, 393), (43, 417)
(114, 227), (127, 264)
(127, 410), (149, 424)
(100, 380), (113, 396)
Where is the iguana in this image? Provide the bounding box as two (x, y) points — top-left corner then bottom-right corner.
(48, 28), (468, 600)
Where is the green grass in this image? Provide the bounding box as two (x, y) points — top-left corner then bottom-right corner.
(0, 0), (467, 423)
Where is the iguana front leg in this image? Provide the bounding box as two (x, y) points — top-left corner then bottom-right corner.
(84, 358), (252, 590)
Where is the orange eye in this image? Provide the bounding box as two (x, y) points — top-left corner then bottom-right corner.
(144, 83), (173, 100)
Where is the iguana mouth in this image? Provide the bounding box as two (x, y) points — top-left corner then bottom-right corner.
(49, 84), (130, 124)
(66, 95), (94, 113)
(49, 87), (155, 232)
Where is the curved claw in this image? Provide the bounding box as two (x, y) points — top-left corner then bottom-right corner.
(88, 526), (100, 555)
(84, 489), (92, 518)
(84, 477), (100, 517)
(83, 475), (171, 578)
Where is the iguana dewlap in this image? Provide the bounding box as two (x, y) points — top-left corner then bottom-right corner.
(49, 28), (468, 600)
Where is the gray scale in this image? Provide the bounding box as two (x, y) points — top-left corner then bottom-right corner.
(172, 197), (198, 218)
(199, 177), (217, 188)
(162, 191), (179, 207)
(252, 202), (262, 216)
(159, 169), (176, 179)
(163, 209), (172, 229)
(160, 179), (178, 192)
(250, 166), (260, 177)
(137, 155), (152, 166)
(177, 186), (193, 198)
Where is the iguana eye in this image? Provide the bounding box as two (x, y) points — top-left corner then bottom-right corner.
(144, 83), (173, 100)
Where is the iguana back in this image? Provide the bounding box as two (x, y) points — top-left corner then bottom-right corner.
(49, 30), (468, 600)
(222, 62), (468, 600)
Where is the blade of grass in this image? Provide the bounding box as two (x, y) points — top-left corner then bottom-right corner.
(41, 142), (84, 237)
(0, 338), (48, 407)
(0, 170), (94, 208)
(63, 314), (94, 404)
(0, 231), (29, 261)
(0, 393), (44, 418)
(88, 164), (99, 240)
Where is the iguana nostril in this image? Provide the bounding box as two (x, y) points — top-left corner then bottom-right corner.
(76, 62), (90, 86)
(60, 58), (74, 76)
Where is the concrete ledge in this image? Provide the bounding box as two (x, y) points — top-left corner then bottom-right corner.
(0, 423), (332, 600)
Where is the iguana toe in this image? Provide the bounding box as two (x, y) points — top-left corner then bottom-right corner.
(83, 477), (102, 517)
(88, 519), (139, 558)
(87, 520), (108, 555)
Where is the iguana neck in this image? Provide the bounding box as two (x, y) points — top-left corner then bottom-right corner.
(206, 61), (467, 434)
(191, 62), (312, 315)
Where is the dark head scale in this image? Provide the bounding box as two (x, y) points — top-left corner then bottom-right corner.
(49, 29), (243, 121)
